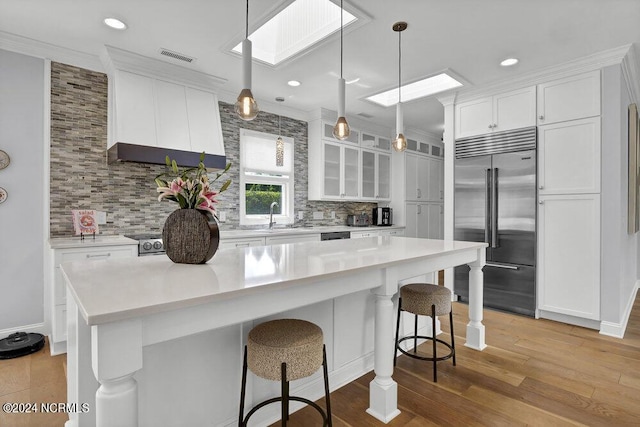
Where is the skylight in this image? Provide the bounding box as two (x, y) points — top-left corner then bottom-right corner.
(232, 0), (357, 66)
(366, 72), (464, 107)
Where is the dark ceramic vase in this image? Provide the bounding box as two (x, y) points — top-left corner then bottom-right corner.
(162, 209), (219, 264)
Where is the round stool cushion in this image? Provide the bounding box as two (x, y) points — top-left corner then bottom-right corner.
(400, 283), (452, 316)
(247, 319), (324, 382)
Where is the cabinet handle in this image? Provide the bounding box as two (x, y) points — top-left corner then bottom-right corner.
(417, 189), (422, 198)
(86, 253), (110, 259)
(539, 201), (544, 205)
(440, 190), (443, 199)
(417, 205), (422, 214)
(539, 185), (544, 190)
(235, 243), (250, 248)
(488, 124), (493, 129)
(539, 115), (544, 120)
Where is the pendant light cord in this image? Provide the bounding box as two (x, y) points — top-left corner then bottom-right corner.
(398, 29), (402, 104)
(340, 0), (343, 78)
(245, 0), (249, 39)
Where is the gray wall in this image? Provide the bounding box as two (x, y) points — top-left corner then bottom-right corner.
(49, 62), (376, 237)
(0, 50), (45, 331)
(600, 64), (638, 325)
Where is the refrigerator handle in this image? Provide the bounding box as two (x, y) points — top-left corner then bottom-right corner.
(491, 168), (499, 248)
(485, 168), (492, 245)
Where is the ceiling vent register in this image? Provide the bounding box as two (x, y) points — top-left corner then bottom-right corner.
(159, 48), (195, 63)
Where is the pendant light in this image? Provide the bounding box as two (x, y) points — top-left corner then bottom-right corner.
(235, 0), (259, 121)
(332, 0), (350, 140)
(392, 22), (407, 152)
(276, 115), (284, 167)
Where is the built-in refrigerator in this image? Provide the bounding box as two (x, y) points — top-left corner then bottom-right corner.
(454, 127), (537, 316)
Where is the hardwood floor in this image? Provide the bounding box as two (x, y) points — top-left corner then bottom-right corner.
(2, 294), (639, 426)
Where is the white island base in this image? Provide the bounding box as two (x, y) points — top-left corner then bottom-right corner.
(63, 237), (487, 427)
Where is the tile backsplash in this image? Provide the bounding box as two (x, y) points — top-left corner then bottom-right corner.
(49, 62), (376, 237)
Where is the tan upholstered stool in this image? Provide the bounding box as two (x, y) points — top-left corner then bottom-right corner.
(239, 319), (332, 426)
(394, 283), (456, 382)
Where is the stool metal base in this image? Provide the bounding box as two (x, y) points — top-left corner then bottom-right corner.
(239, 345), (332, 427)
(394, 298), (456, 382)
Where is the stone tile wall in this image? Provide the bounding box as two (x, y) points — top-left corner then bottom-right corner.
(49, 62), (376, 237)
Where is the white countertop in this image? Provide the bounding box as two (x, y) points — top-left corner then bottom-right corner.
(61, 236), (485, 326)
(50, 235), (138, 249)
(219, 225), (404, 239)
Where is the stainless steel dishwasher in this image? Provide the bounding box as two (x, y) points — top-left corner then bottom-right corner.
(320, 231), (351, 241)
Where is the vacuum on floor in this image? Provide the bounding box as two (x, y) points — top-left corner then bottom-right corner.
(0, 332), (45, 359)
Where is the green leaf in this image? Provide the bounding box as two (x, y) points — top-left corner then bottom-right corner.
(175, 193), (188, 208)
(219, 179), (231, 193)
(165, 155), (171, 167)
(171, 159), (178, 174)
(199, 152), (205, 162)
(154, 178), (168, 188)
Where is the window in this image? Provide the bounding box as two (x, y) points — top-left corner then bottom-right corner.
(240, 129), (294, 226)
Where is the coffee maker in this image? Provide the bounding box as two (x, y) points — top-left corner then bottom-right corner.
(372, 207), (393, 226)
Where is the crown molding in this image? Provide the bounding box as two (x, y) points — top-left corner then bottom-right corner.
(621, 43), (640, 104)
(454, 44), (633, 103)
(0, 31), (103, 72)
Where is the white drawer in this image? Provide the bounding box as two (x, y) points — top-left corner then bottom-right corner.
(218, 238), (265, 250)
(53, 304), (67, 343)
(55, 245), (137, 265)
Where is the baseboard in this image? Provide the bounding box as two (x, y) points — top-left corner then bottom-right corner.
(0, 322), (46, 339)
(599, 281), (640, 338)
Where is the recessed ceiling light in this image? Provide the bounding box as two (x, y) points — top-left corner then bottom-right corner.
(500, 58), (519, 67)
(104, 18), (127, 30)
(366, 72), (464, 107)
(288, 80), (301, 87)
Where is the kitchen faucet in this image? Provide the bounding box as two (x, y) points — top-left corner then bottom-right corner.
(269, 202), (279, 229)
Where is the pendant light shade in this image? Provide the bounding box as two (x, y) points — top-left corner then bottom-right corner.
(332, 0), (350, 140)
(235, 0), (259, 121)
(392, 21), (407, 152)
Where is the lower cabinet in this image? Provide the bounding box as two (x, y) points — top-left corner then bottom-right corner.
(405, 203), (443, 239)
(51, 241), (138, 355)
(537, 194), (600, 320)
(218, 237), (265, 250)
(265, 234), (320, 244)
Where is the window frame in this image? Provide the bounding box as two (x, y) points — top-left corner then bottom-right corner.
(239, 129), (295, 226)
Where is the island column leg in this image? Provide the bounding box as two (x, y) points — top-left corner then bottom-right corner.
(92, 319), (143, 427)
(465, 247), (487, 351)
(367, 292), (401, 423)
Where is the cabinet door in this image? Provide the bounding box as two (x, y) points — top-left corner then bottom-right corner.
(350, 230), (379, 238)
(538, 194), (600, 320)
(154, 79), (191, 151)
(416, 205), (429, 239)
(361, 133), (377, 149)
(114, 70), (157, 147)
(405, 203), (418, 238)
(218, 238), (265, 249)
(405, 154), (418, 201)
(377, 153), (391, 200)
(537, 70), (600, 125)
(538, 117), (601, 194)
(428, 158), (444, 201)
(417, 156), (429, 200)
(361, 149), (376, 199)
(343, 146), (360, 198)
(265, 234), (320, 244)
(323, 122), (359, 145)
(493, 86), (536, 132)
(455, 97), (493, 138)
(323, 143), (342, 198)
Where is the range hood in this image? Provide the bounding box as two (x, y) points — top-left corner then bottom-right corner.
(101, 46), (228, 169)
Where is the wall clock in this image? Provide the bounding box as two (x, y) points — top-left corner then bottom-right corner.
(0, 187), (6, 204)
(0, 150), (9, 170)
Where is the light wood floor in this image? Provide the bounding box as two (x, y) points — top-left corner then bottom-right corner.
(2, 294), (639, 426)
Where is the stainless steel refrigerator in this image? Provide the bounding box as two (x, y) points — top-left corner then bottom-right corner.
(454, 127), (537, 316)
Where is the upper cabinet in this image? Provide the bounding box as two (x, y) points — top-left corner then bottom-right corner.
(455, 86), (536, 138)
(537, 70), (600, 126)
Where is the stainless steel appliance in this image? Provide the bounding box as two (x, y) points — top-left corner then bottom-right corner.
(372, 207), (393, 226)
(124, 234), (165, 256)
(454, 127), (537, 316)
(347, 213), (370, 227)
(320, 231), (351, 240)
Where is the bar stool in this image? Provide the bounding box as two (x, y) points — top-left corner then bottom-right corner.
(394, 283), (456, 382)
(239, 319), (332, 426)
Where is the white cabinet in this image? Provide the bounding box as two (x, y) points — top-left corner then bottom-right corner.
(322, 121), (360, 145)
(538, 194), (600, 320)
(361, 149), (391, 201)
(361, 132), (392, 151)
(538, 117), (601, 195)
(218, 237), (265, 250)
(50, 241), (137, 354)
(378, 228), (405, 237)
(455, 86), (536, 138)
(110, 70), (224, 156)
(406, 153), (443, 202)
(320, 141), (360, 199)
(537, 70), (600, 126)
(350, 230), (379, 238)
(405, 203), (443, 239)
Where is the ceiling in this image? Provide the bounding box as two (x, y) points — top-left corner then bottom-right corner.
(2, 0), (640, 137)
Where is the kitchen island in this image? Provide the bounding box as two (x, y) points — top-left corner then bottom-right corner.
(62, 236), (486, 427)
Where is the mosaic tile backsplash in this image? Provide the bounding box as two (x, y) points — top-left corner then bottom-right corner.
(49, 62), (376, 237)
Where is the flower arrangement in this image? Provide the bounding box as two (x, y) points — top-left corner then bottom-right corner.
(155, 153), (231, 218)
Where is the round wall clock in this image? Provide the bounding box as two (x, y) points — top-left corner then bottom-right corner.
(0, 150), (9, 170)
(0, 187), (7, 204)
